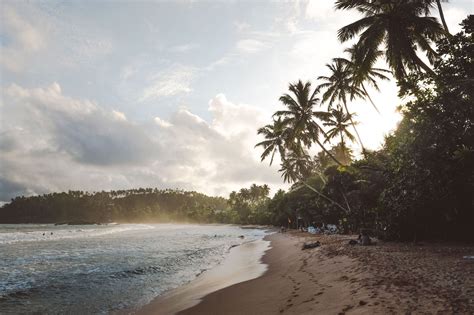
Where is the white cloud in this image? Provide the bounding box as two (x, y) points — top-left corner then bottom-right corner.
(112, 110), (127, 121)
(0, 83), (284, 201)
(169, 43), (198, 53)
(154, 116), (173, 128)
(303, 0), (361, 27)
(0, 5), (46, 72)
(304, 0), (334, 21)
(208, 94), (267, 138)
(236, 39), (269, 53)
(234, 21), (251, 32)
(139, 65), (196, 102)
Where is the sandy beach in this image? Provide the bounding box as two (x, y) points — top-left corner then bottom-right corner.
(140, 231), (474, 315)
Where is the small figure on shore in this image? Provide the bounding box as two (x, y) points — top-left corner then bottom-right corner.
(280, 226), (286, 233)
(358, 229), (372, 246)
(51, 232), (53, 235)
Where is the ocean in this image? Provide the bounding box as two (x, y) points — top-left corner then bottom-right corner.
(0, 223), (267, 314)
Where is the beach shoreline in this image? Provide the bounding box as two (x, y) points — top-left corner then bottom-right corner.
(139, 231), (474, 315)
(137, 237), (272, 315)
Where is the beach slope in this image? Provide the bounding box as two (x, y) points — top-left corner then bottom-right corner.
(142, 232), (474, 314)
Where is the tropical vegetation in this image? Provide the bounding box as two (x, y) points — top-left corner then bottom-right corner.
(1, 4), (472, 242)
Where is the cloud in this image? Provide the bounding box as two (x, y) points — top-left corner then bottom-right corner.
(154, 116), (173, 128)
(236, 39), (270, 53)
(0, 5), (46, 72)
(169, 43), (198, 53)
(2, 83), (158, 166)
(304, 0), (335, 21)
(112, 110), (127, 121)
(0, 83), (284, 201)
(234, 21), (251, 32)
(139, 65), (196, 102)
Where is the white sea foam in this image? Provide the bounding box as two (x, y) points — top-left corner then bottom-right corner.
(0, 224), (154, 245)
(0, 224), (268, 314)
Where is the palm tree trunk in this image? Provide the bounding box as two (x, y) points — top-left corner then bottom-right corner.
(341, 189), (351, 213)
(299, 181), (349, 213)
(340, 132), (348, 164)
(314, 138), (344, 166)
(362, 85), (381, 114)
(436, 0), (450, 34)
(342, 101), (366, 153)
(411, 52), (436, 77)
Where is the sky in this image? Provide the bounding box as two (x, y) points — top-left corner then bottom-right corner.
(0, 0), (472, 202)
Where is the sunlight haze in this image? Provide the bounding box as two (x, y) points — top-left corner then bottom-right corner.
(0, 0), (471, 201)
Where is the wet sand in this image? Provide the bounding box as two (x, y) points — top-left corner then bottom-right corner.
(140, 231), (474, 315)
(138, 239), (271, 315)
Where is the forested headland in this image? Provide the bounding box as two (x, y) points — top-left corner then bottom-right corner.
(1, 6), (472, 242)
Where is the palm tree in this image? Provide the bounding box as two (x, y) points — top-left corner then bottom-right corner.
(423, 0), (450, 34)
(334, 44), (391, 113)
(273, 80), (343, 166)
(279, 149), (312, 184)
(279, 149), (349, 213)
(323, 105), (356, 154)
(255, 117), (289, 166)
(335, 0), (446, 81)
(317, 60), (366, 152)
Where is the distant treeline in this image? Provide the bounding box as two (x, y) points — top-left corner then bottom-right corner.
(0, 189), (231, 224)
(2, 13), (473, 244)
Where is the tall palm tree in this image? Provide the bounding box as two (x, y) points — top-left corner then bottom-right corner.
(323, 105), (356, 148)
(423, 0), (450, 34)
(436, 0), (450, 34)
(317, 60), (366, 152)
(273, 80), (343, 166)
(255, 117), (289, 166)
(279, 149), (312, 184)
(335, 44), (391, 113)
(335, 0), (446, 81)
(279, 150), (349, 212)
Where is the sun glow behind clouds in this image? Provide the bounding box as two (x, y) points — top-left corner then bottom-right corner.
(0, 0), (471, 200)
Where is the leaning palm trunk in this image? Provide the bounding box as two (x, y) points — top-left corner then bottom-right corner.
(342, 101), (365, 153)
(340, 189), (351, 213)
(436, 0), (450, 34)
(361, 85), (381, 114)
(297, 181), (349, 213)
(411, 51), (437, 77)
(314, 138), (345, 166)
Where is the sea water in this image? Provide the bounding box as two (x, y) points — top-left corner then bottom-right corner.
(0, 224), (267, 314)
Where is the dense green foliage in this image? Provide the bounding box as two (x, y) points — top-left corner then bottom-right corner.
(1, 8), (471, 243)
(379, 18), (474, 240)
(256, 16), (473, 241)
(0, 188), (228, 224)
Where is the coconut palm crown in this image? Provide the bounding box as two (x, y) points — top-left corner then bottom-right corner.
(272, 80), (342, 166)
(335, 0), (446, 81)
